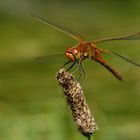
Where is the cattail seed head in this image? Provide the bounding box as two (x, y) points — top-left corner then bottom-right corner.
(56, 68), (97, 138)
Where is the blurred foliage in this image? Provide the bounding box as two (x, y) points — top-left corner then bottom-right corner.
(0, 0), (140, 140)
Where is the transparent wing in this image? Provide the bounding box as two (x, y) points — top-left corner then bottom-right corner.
(32, 15), (84, 41)
(110, 51), (140, 67)
(36, 52), (66, 65)
(94, 32), (140, 43)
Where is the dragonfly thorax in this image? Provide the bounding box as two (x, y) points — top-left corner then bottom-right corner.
(65, 47), (81, 62)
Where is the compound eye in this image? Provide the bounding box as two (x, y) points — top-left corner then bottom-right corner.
(65, 52), (75, 62)
(73, 49), (78, 54)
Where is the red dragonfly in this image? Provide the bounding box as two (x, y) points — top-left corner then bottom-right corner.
(33, 15), (140, 81)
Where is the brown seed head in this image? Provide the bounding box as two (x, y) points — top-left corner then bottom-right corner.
(56, 68), (97, 138)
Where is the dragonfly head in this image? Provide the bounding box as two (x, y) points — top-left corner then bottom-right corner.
(65, 48), (80, 62)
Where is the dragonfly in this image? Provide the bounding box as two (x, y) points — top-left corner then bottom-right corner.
(33, 15), (140, 81)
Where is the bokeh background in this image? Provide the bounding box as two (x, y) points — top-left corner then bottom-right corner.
(0, 0), (140, 140)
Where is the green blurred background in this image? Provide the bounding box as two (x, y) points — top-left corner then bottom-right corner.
(0, 0), (140, 140)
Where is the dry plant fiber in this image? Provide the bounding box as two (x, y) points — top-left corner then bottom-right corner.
(56, 68), (97, 140)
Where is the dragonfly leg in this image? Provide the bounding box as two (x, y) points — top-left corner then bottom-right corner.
(81, 63), (87, 80)
(76, 64), (82, 80)
(79, 63), (87, 85)
(71, 65), (79, 74)
(66, 61), (77, 71)
(63, 61), (76, 70)
(63, 60), (83, 79)
(63, 61), (71, 67)
(75, 62), (87, 85)
(63, 60), (87, 84)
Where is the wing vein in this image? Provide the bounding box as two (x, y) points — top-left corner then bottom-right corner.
(32, 15), (83, 41)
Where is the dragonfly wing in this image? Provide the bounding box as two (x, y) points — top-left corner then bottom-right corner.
(111, 51), (140, 67)
(36, 52), (66, 65)
(94, 32), (140, 43)
(93, 51), (123, 80)
(94, 59), (123, 81)
(32, 15), (84, 41)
